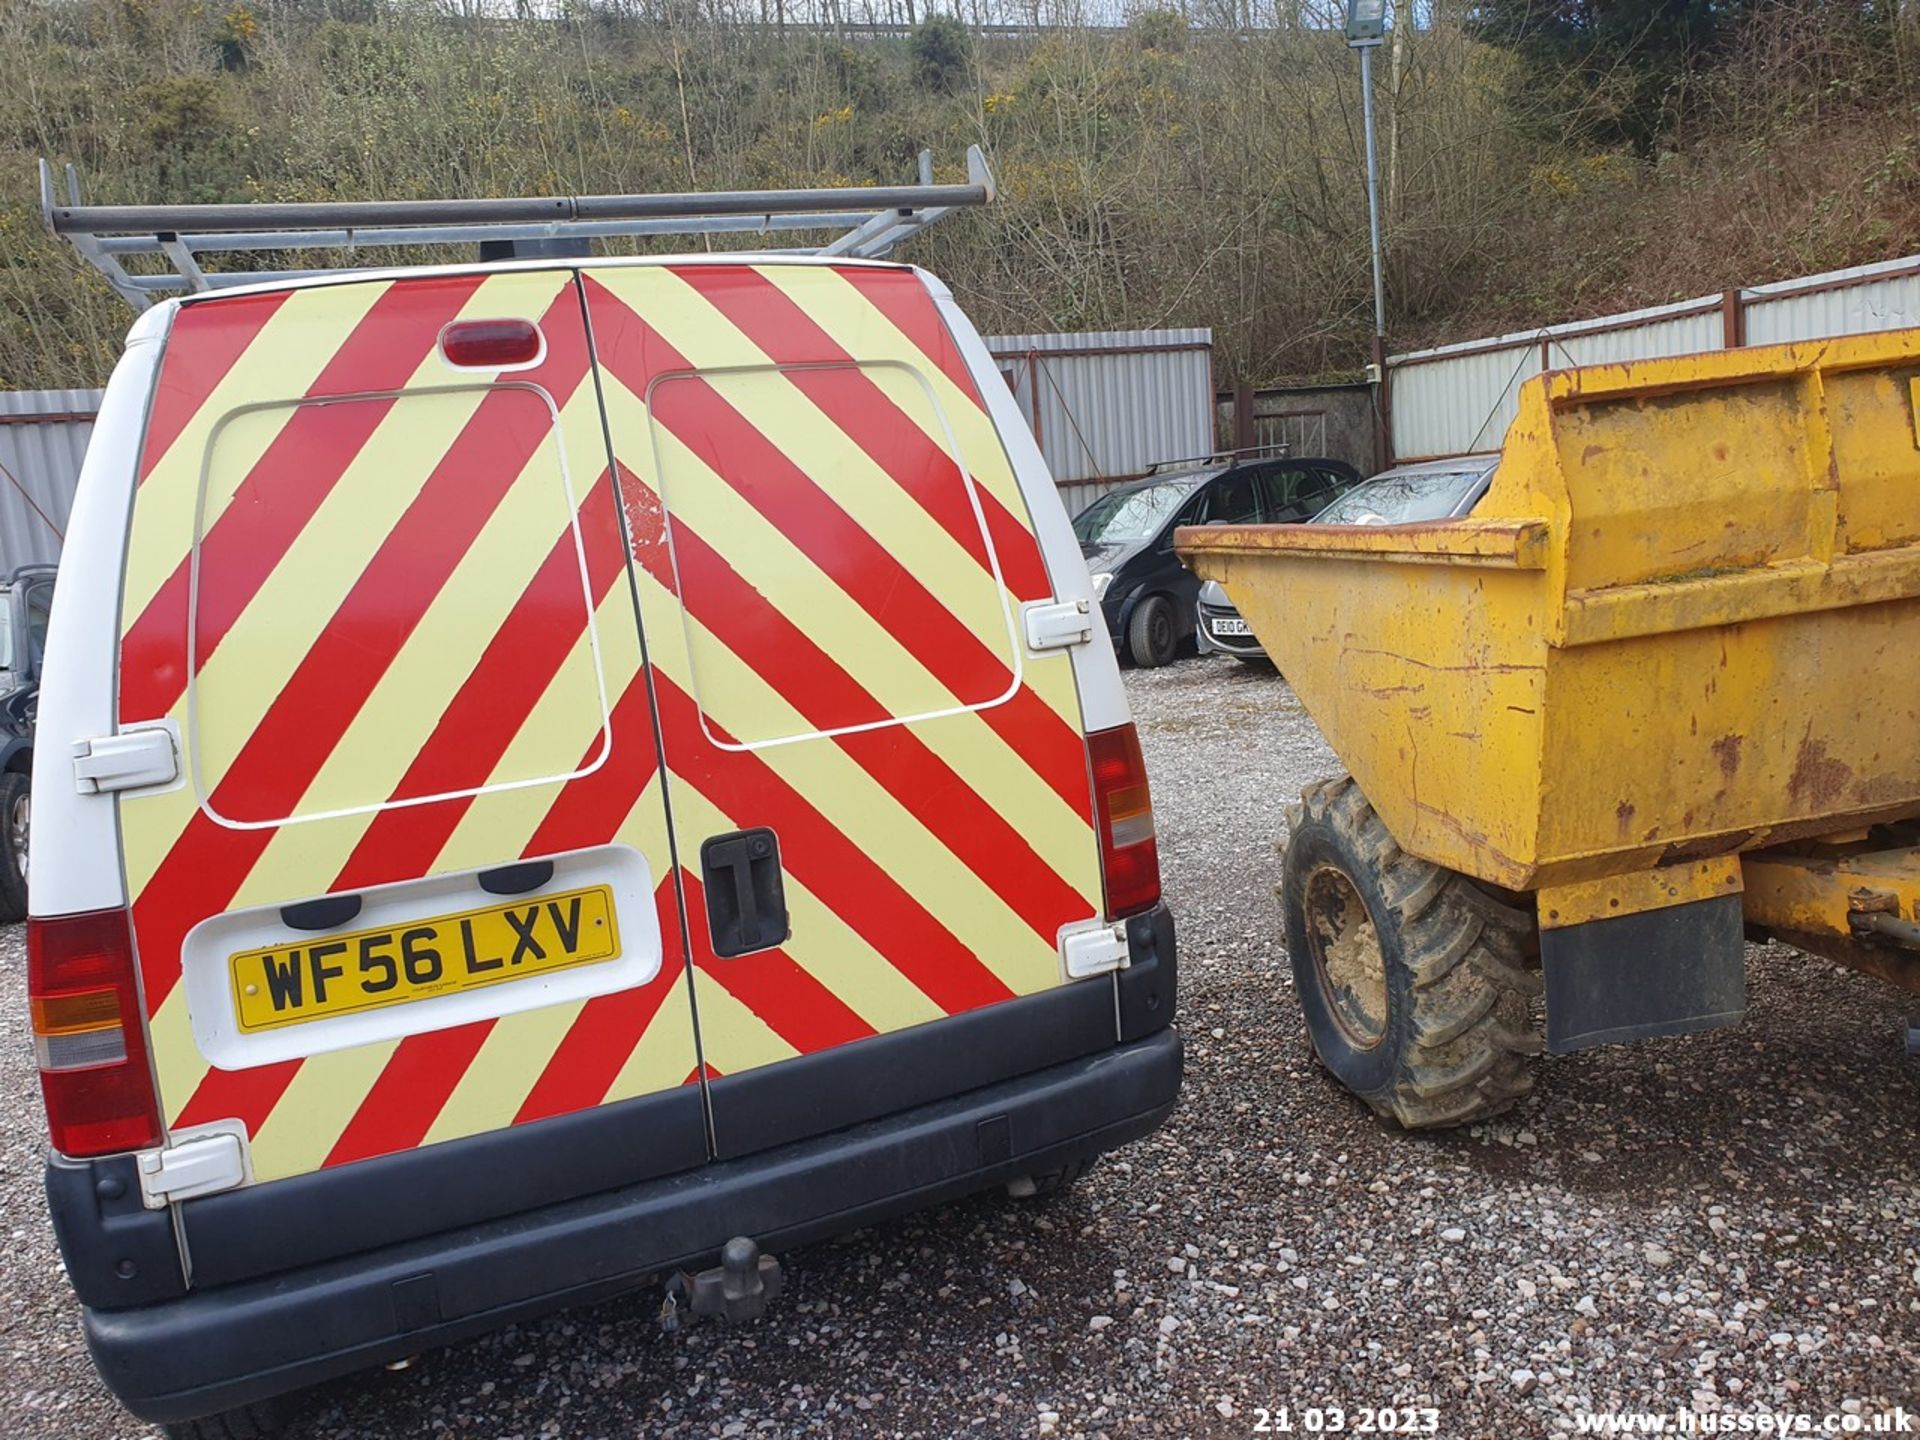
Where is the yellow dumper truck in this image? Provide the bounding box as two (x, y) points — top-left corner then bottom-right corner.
(1177, 328), (1920, 1127)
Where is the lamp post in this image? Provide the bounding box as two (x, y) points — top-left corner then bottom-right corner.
(1345, 0), (1390, 466)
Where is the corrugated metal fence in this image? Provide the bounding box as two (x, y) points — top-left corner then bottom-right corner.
(0, 389), (99, 572)
(985, 328), (1214, 516)
(1387, 253), (1920, 461)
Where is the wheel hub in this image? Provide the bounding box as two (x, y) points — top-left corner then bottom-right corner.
(1304, 866), (1387, 1048)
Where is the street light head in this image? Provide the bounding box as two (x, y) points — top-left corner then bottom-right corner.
(1345, 0), (1386, 45)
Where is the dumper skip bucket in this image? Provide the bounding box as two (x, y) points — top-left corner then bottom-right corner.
(1177, 329), (1920, 897)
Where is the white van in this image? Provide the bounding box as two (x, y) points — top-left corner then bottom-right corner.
(30, 166), (1181, 1436)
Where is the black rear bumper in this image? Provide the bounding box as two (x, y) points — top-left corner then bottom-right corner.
(83, 1025), (1182, 1424)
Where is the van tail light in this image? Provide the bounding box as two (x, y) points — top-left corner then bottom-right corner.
(1088, 723), (1161, 919)
(440, 318), (543, 369)
(27, 910), (162, 1157)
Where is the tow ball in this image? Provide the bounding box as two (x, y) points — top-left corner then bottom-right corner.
(660, 1236), (784, 1330)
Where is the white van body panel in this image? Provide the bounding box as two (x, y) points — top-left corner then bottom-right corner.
(29, 305), (175, 919)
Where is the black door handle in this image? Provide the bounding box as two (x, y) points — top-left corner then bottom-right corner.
(700, 828), (788, 958)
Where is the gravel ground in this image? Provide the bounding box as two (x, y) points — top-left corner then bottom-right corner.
(5, 656), (1919, 1439)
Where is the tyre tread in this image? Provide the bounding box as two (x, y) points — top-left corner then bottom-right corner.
(1283, 775), (1542, 1130)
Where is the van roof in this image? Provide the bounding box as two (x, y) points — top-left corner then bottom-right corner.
(171, 250), (915, 309)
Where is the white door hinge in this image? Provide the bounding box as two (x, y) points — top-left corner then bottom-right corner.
(73, 725), (179, 795)
(1059, 919), (1130, 980)
(136, 1123), (251, 1208)
(1023, 598), (1094, 652)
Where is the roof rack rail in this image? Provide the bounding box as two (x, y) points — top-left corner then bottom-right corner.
(1144, 442), (1293, 475)
(41, 147), (994, 311)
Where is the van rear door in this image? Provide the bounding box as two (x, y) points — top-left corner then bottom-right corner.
(114, 271), (701, 1219)
(579, 260), (1113, 1153)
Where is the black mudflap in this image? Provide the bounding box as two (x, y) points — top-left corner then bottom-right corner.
(1541, 894), (1746, 1055)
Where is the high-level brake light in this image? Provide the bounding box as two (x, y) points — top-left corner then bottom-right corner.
(440, 318), (543, 370)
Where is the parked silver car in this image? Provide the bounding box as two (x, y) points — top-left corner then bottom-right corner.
(1193, 455), (1501, 664)
(1194, 579), (1266, 662)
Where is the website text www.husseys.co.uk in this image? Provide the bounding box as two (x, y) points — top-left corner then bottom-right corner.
(1573, 1408), (1913, 1435)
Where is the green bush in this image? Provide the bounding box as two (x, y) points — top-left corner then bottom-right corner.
(910, 15), (969, 96)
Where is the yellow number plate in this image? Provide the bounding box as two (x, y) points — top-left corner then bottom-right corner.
(230, 885), (620, 1033)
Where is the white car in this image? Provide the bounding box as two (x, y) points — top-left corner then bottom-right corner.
(1192, 455), (1501, 665)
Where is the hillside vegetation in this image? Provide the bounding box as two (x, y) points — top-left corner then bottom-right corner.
(1, 0), (1916, 389)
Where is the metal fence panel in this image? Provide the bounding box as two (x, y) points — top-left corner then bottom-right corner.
(1743, 257), (1920, 347)
(1550, 312), (1720, 370)
(985, 327), (1213, 515)
(1387, 254), (1920, 461)
(1390, 342), (1541, 460)
(0, 388), (99, 572)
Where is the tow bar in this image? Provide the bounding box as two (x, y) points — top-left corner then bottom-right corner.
(661, 1236), (784, 1330)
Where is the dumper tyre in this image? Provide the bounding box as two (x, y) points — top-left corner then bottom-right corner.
(1126, 594), (1178, 668)
(1280, 776), (1542, 1129)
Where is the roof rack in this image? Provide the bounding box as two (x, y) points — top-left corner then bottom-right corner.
(1144, 443), (1293, 476)
(41, 147), (994, 311)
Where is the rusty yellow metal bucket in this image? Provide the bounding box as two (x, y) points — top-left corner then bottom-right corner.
(1177, 328), (1920, 921)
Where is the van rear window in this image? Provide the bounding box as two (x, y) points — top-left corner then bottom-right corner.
(646, 359), (1025, 749)
(187, 383), (608, 826)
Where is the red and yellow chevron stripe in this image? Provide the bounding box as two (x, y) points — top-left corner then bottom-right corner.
(116, 260), (1103, 1186)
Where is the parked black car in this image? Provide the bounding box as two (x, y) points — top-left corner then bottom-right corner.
(1073, 451), (1360, 666)
(0, 564), (53, 922)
